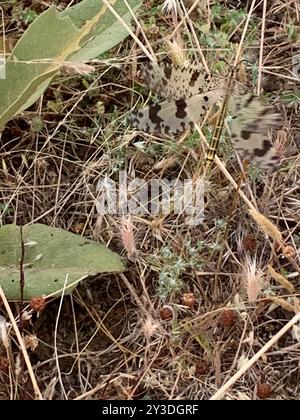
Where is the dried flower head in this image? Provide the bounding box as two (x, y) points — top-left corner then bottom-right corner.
(248, 208), (282, 242)
(30, 296), (47, 312)
(165, 39), (187, 67)
(0, 356), (9, 372)
(243, 257), (264, 302)
(181, 292), (196, 308)
(256, 382), (272, 399)
(159, 305), (174, 321)
(162, 0), (178, 15)
(195, 359), (210, 376)
(23, 334), (39, 352)
(274, 242), (296, 259)
(219, 309), (237, 327)
(282, 245), (296, 259)
(242, 233), (257, 253)
(142, 316), (160, 339)
(120, 215), (137, 260)
(61, 62), (95, 76)
(268, 265), (294, 293)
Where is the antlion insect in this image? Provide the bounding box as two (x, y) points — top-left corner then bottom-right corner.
(129, 61), (281, 172)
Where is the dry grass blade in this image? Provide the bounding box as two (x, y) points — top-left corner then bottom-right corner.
(0, 287), (43, 400)
(210, 311), (300, 400)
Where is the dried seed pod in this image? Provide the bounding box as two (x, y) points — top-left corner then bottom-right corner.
(0, 356), (9, 372)
(219, 309), (237, 327)
(257, 382), (272, 399)
(242, 234), (257, 253)
(195, 360), (210, 376)
(282, 245), (296, 259)
(181, 292), (196, 308)
(159, 305), (174, 321)
(30, 296), (47, 312)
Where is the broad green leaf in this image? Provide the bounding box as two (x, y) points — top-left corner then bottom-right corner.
(61, 0), (142, 61)
(0, 0), (142, 128)
(0, 224), (124, 300)
(0, 7), (80, 127)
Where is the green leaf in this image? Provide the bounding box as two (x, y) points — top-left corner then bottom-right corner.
(0, 0), (142, 128)
(61, 0), (142, 62)
(0, 224), (124, 300)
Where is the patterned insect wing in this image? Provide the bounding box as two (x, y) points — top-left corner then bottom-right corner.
(141, 62), (219, 100)
(129, 89), (222, 136)
(229, 93), (280, 170)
